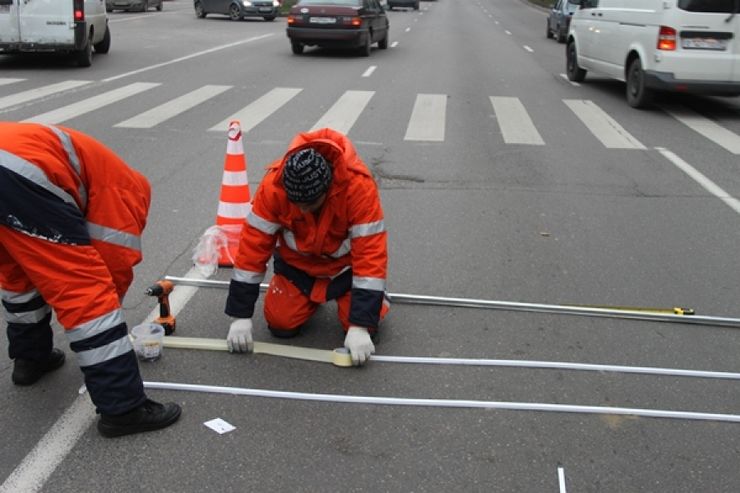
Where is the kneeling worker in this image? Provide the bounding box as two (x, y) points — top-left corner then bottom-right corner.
(0, 122), (181, 437)
(225, 128), (389, 365)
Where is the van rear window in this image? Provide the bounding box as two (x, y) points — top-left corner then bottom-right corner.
(678, 0), (738, 13)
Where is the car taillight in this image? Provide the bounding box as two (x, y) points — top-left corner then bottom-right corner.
(657, 26), (676, 50)
(73, 0), (84, 21)
(287, 15), (296, 24)
(350, 16), (361, 27)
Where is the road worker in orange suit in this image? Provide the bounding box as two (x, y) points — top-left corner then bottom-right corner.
(0, 122), (181, 437)
(225, 128), (389, 366)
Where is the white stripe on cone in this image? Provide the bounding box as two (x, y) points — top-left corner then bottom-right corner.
(217, 202), (251, 219)
(221, 170), (249, 186)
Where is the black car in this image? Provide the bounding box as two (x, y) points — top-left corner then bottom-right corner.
(194, 0), (279, 21)
(546, 0), (578, 43)
(287, 0), (389, 56)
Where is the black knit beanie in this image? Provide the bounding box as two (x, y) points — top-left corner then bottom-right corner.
(282, 148), (333, 203)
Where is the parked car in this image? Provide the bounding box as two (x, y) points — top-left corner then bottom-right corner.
(287, 0), (389, 56)
(193, 0), (279, 21)
(388, 0), (418, 10)
(0, 0), (110, 67)
(107, 0), (163, 12)
(546, 0), (577, 43)
(567, 0), (740, 108)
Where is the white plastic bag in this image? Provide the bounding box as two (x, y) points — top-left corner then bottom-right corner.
(192, 224), (242, 277)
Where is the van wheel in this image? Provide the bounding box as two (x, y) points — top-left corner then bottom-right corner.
(194, 1), (207, 17)
(566, 41), (586, 82)
(626, 58), (653, 109)
(546, 21), (553, 39)
(229, 4), (242, 20)
(94, 25), (111, 54)
(75, 39), (92, 67)
(291, 41), (304, 55)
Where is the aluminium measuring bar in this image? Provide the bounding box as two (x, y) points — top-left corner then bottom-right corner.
(163, 276), (740, 329)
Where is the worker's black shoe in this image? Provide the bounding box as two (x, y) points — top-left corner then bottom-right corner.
(12, 348), (66, 386)
(97, 399), (182, 438)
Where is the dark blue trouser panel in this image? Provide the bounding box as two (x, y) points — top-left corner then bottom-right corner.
(80, 351), (146, 415)
(6, 312), (53, 362)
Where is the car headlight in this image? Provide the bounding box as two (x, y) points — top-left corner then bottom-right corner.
(272, 0), (279, 6)
(242, 0), (252, 5)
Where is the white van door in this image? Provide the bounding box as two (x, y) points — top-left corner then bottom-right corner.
(18, 0), (75, 47)
(0, 0), (20, 44)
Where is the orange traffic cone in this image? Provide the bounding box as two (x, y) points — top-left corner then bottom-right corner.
(214, 120), (251, 266)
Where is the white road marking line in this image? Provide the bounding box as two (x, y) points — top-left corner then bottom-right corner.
(0, 78), (25, 86)
(23, 82), (160, 124)
(505, 30), (512, 35)
(405, 27), (411, 32)
(560, 73), (580, 87)
(663, 105), (740, 155)
(564, 99), (645, 149)
(391, 41), (399, 48)
(404, 93), (446, 142)
(524, 45), (534, 53)
(495, 20), (499, 24)
(115, 84), (231, 128)
(0, 80), (92, 111)
(209, 87), (302, 133)
(311, 90), (375, 134)
(102, 33), (274, 83)
(656, 147), (740, 216)
(558, 467), (567, 493)
(490, 96), (545, 145)
(362, 65), (377, 77)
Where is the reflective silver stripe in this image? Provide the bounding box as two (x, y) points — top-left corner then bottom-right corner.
(0, 150), (79, 207)
(66, 309), (124, 343)
(350, 220), (385, 238)
(281, 230), (300, 252)
(352, 276), (386, 291)
(246, 209), (281, 235)
(4, 305), (51, 324)
(232, 268), (265, 284)
(0, 288), (40, 304)
(329, 238), (351, 258)
(87, 222), (142, 252)
(45, 124), (88, 210)
(75, 336), (133, 367)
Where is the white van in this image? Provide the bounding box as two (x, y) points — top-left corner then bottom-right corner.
(0, 0), (110, 67)
(566, 0), (740, 107)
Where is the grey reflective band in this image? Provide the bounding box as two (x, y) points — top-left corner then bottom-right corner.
(0, 150), (80, 207)
(0, 288), (41, 304)
(45, 125), (88, 210)
(281, 230), (299, 252)
(66, 309), (124, 343)
(350, 220), (385, 238)
(232, 268), (265, 284)
(87, 222), (142, 252)
(3, 305), (51, 324)
(75, 336), (133, 367)
(329, 238), (351, 258)
(247, 210), (281, 235)
(352, 276), (386, 291)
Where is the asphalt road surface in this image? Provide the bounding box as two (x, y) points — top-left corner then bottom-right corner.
(1, 0), (740, 491)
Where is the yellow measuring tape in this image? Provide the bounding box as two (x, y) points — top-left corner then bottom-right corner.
(162, 336), (354, 367)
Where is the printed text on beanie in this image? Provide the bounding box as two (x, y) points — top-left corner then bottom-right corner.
(283, 148), (333, 203)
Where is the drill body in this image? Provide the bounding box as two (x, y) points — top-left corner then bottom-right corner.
(145, 280), (176, 335)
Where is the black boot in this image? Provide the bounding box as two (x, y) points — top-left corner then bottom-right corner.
(12, 348), (66, 386)
(97, 399), (182, 438)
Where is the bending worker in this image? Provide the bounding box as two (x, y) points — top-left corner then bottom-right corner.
(0, 122), (181, 437)
(225, 128), (389, 366)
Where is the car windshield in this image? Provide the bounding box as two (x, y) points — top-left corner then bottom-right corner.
(565, 0), (579, 12)
(298, 0), (361, 5)
(678, 0), (736, 12)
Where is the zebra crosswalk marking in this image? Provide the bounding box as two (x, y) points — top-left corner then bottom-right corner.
(404, 93), (446, 142)
(115, 85), (232, 129)
(311, 90), (375, 135)
(23, 82), (161, 124)
(209, 87), (302, 133)
(0, 78), (25, 87)
(0, 80), (92, 111)
(564, 99), (645, 149)
(490, 96), (545, 145)
(663, 105), (740, 155)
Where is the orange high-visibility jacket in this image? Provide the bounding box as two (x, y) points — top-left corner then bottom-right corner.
(0, 122), (151, 299)
(225, 128), (388, 330)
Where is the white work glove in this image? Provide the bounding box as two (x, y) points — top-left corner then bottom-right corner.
(227, 318), (253, 353)
(343, 326), (375, 366)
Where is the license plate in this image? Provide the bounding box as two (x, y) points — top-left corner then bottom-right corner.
(309, 16), (336, 24)
(259, 6), (271, 11)
(681, 37), (727, 50)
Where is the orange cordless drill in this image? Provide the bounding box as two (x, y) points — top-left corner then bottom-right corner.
(145, 280), (176, 335)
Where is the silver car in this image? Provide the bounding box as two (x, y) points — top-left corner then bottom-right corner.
(194, 0), (280, 21)
(107, 0), (163, 12)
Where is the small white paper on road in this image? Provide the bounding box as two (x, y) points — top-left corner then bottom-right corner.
(204, 418), (236, 434)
